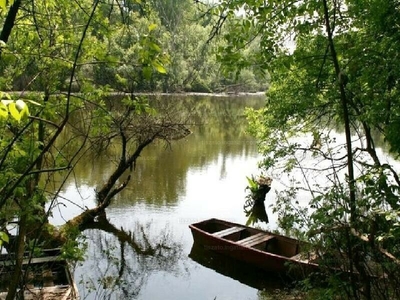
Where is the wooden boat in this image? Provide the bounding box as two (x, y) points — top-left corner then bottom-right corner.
(189, 218), (319, 277)
(0, 248), (79, 300)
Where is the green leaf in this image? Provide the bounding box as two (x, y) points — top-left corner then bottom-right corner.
(0, 102), (8, 119)
(115, 74), (128, 87)
(0, 0), (14, 10)
(152, 61), (167, 74)
(1, 99), (12, 106)
(0, 0), (6, 10)
(8, 102), (21, 122)
(148, 23), (158, 32)
(148, 42), (161, 53)
(26, 99), (41, 106)
(142, 66), (152, 80)
(0, 231), (8, 244)
(19, 105), (30, 119)
(246, 176), (258, 190)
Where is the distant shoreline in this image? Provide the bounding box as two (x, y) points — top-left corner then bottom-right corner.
(4, 91), (266, 98)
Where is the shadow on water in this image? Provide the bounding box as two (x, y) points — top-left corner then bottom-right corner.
(76, 216), (187, 300)
(244, 176), (272, 226)
(245, 201), (270, 226)
(189, 242), (290, 292)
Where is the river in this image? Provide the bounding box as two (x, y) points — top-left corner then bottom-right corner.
(50, 94), (283, 300)
(50, 93), (400, 299)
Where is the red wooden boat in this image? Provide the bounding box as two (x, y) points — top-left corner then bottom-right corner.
(0, 248), (79, 299)
(189, 218), (319, 277)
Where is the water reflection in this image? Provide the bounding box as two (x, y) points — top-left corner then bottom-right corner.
(76, 216), (186, 299)
(53, 94), (268, 299)
(189, 243), (288, 291)
(244, 201), (270, 226)
(65, 94), (400, 300)
(53, 95), (262, 209)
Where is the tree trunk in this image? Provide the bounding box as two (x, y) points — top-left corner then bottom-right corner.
(6, 215), (27, 300)
(322, 1), (371, 299)
(0, 0), (22, 53)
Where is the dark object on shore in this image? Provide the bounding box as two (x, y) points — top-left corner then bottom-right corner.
(0, 248), (79, 299)
(189, 218), (319, 278)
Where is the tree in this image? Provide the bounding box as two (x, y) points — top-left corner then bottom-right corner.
(210, 0), (400, 298)
(0, 0), (191, 298)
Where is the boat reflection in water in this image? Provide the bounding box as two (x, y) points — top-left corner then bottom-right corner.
(189, 242), (288, 291)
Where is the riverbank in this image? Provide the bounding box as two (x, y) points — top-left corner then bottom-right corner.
(4, 91), (266, 98)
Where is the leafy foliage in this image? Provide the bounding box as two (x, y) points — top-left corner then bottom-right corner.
(0, 0), (196, 297)
(0, 0), (14, 11)
(211, 0), (400, 298)
(0, 231), (8, 247)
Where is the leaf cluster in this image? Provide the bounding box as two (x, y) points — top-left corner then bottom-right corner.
(212, 0), (400, 297)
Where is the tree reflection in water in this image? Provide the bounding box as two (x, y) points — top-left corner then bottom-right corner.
(76, 215), (185, 299)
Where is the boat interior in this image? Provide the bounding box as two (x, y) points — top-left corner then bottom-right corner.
(0, 259), (71, 291)
(196, 220), (315, 261)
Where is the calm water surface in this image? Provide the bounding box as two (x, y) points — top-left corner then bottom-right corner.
(52, 94), (400, 299)
(51, 95), (281, 299)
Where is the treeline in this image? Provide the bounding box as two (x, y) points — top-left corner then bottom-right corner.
(0, 0), (269, 94)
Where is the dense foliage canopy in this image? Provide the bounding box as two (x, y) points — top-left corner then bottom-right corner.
(209, 0), (400, 298)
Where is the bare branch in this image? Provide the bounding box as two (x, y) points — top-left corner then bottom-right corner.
(28, 115), (60, 129)
(27, 166), (71, 175)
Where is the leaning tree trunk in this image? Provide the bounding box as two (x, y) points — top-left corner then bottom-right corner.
(0, 0), (22, 43)
(322, 1), (371, 299)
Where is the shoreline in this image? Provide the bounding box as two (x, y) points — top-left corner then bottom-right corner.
(4, 91), (266, 98)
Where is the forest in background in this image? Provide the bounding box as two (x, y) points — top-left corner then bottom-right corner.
(0, 0), (269, 94)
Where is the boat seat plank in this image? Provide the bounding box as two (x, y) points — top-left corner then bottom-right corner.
(0, 256), (60, 267)
(213, 226), (244, 238)
(237, 233), (275, 247)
